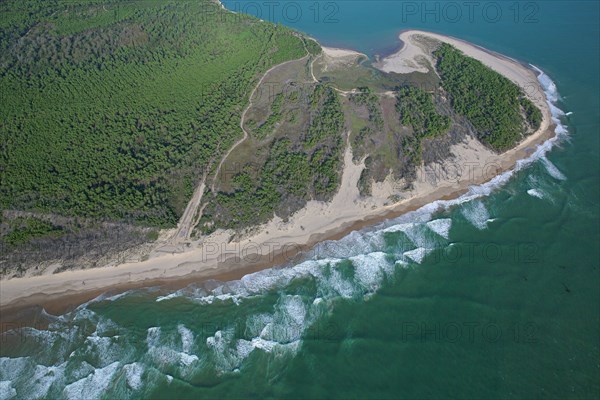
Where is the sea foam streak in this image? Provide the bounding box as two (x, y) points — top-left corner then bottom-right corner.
(527, 188), (545, 199)
(426, 219), (452, 239)
(541, 156), (567, 180)
(0, 381), (17, 400)
(62, 362), (120, 400)
(123, 363), (145, 390)
(461, 200), (491, 230)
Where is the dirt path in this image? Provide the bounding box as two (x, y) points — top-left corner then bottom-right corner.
(170, 53), (311, 243)
(171, 176), (207, 242)
(210, 54), (310, 194)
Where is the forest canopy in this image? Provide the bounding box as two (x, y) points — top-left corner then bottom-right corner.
(433, 43), (542, 151)
(0, 0), (306, 227)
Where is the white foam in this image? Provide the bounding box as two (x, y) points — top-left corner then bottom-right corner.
(235, 340), (255, 360)
(145, 326), (199, 370)
(146, 327), (161, 348)
(73, 292), (118, 311)
(403, 247), (432, 264)
(278, 295), (306, 327)
(72, 307), (98, 322)
(0, 357), (29, 382)
(104, 291), (131, 302)
(156, 292), (180, 302)
(82, 333), (122, 366)
(205, 298), (308, 374)
(239, 269), (293, 296)
(426, 219), (452, 239)
(257, 295), (307, 344)
(17, 327), (81, 367)
(179, 353), (199, 367)
(68, 361), (96, 382)
(406, 223), (437, 248)
(0, 381), (16, 399)
(321, 264), (356, 299)
(242, 336), (300, 355)
(62, 362), (119, 400)
(24, 363), (66, 399)
(94, 317), (119, 336)
(541, 156), (566, 180)
(206, 329), (242, 373)
(350, 252), (392, 292)
(245, 314), (274, 338)
(312, 230), (382, 259)
(526, 171), (559, 204)
(266, 295), (307, 343)
(527, 188), (545, 199)
(382, 223), (433, 257)
(461, 200), (491, 230)
(532, 65), (559, 102)
(178, 325), (194, 354)
(147, 345), (199, 372)
(123, 363), (144, 390)
(382, 222), (414, 234)
(20, 327), (66, 350)
(41, 308), (66, 323)
(250, 337), (278, 352)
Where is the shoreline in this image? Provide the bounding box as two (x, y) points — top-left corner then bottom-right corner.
(0, 30), (558, 322)
(375, 29), (534, 70)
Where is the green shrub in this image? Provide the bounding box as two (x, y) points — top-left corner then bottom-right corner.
(433, 43), (540, 151)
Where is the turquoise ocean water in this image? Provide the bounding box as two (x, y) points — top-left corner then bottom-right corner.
(1, 1), (598, 399)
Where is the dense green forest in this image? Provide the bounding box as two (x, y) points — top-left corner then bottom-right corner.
(433, 43), (542, 151)
(395, 86), (451, 165)
(200, 84), (345, 231)
(396, 86), (451, 139)
(1, 216), (64, 247)
(0, 0), (306, 227)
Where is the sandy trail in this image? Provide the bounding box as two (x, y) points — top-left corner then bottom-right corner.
(172, 56), (310, 243)
(172, 177), (206, 242)
(170, 52), (311, 244)
(211, 54), (308, 194)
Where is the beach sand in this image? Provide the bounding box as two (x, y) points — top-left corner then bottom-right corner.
(0, 31), (555, 316)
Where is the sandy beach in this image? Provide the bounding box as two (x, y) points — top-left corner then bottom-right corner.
(0, 30), (555, 316)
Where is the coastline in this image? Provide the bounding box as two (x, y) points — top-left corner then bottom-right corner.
(0, 31), (558, 320)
